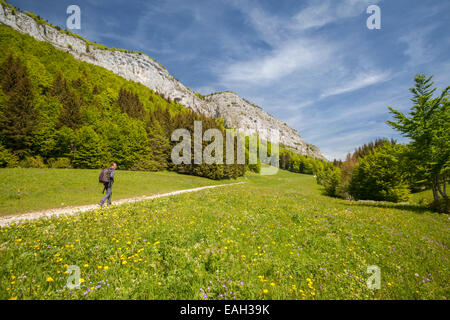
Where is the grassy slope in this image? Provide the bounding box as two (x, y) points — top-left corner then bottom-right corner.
(0, 169), (241, 216)
(0, 24), (185, 114)
(0, 170), (448, 300)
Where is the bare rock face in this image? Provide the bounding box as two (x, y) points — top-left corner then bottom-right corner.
(203, 92), (325, 159)
(0, 4), (326, 160)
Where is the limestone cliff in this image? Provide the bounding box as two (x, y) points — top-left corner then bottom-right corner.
(202, 92), (325, 158)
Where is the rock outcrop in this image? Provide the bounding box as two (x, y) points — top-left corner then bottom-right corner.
(203, 92), (325, 158)
(0, 3), (326, 159)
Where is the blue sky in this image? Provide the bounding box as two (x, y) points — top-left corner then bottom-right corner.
(8, 0), (450, 160)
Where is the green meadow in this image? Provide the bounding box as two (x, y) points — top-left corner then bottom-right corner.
(0, 168), (241, 216)
(0, 169), (448, 300)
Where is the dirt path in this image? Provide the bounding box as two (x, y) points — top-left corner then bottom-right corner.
(0, 182), (246, 227)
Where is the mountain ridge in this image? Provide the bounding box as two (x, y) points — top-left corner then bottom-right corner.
(0, 1), (326, 160)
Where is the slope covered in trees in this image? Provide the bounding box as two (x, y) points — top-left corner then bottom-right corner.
(0, 25), (247, 179)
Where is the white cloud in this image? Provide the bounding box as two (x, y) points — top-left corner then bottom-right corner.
(218, 0), (388, 93)
(320, 71), (391, 98)
(283, 100), (315, 111)
(399, 25), (438, 67)
(233, 0), (381, 41)
(291, 3), (335, 31)
(219, 39), (334, 84)
(291, 0), (381, 32)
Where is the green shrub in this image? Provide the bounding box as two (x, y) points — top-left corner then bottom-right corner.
(349, 144), (410, 202)
(130, 157), (164, 172)
(316, 165), (341, 197)
(0, 145), (18, 167)
(47, 157), (71, 169)
(24, 11), (47, 26)
(247, 162), (261, 174)
(72, 126), (109, 169)
(428, 199), (450, 214)
(19, 155), (47, 168)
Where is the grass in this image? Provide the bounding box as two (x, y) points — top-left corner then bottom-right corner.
(0, 169), (241, 216)
(0, 169), (448, 300)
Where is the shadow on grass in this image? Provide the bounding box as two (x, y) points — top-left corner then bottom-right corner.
(348, 200), (432, 214)
(318, 187), (435, 214)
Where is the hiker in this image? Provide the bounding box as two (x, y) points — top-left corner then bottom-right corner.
(99, 163), (117, 208)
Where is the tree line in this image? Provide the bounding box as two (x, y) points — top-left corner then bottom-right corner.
(316, 75), (449, 212)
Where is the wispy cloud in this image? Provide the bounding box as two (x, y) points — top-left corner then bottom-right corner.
(218, 0), (390, 93)
(399, 25), (438, 67)
(232, 0), (381, 41)
(291, 0), (380, 31)
(219, 39), (334, 84)
(320, 71), (391, 98)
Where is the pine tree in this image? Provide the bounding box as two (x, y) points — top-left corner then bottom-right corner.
(50, 72), (67, 97)
(1, 53), (23, 95)
(117, 88), (145, 120)
(0, 55), (38, 157)
(58, 90), (83, 129)
(50, 73), (82, 129)
(387, 74), (449, 203)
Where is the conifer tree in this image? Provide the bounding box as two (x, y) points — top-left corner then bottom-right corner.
(58, 90), (83, 129)
(0, 55), (38, 157)
(387, 74), (449, 203)
(117, 88), (145, 120)
(50, 73), (83, 129)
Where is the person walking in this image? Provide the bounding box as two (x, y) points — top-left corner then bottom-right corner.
(99, 163), (117, 208)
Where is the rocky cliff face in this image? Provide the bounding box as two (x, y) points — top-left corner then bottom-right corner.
(0, 3), (326, 159)
(203, 92), (325, 158)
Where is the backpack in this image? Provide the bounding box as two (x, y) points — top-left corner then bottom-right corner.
(99, 168), (111, 184)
